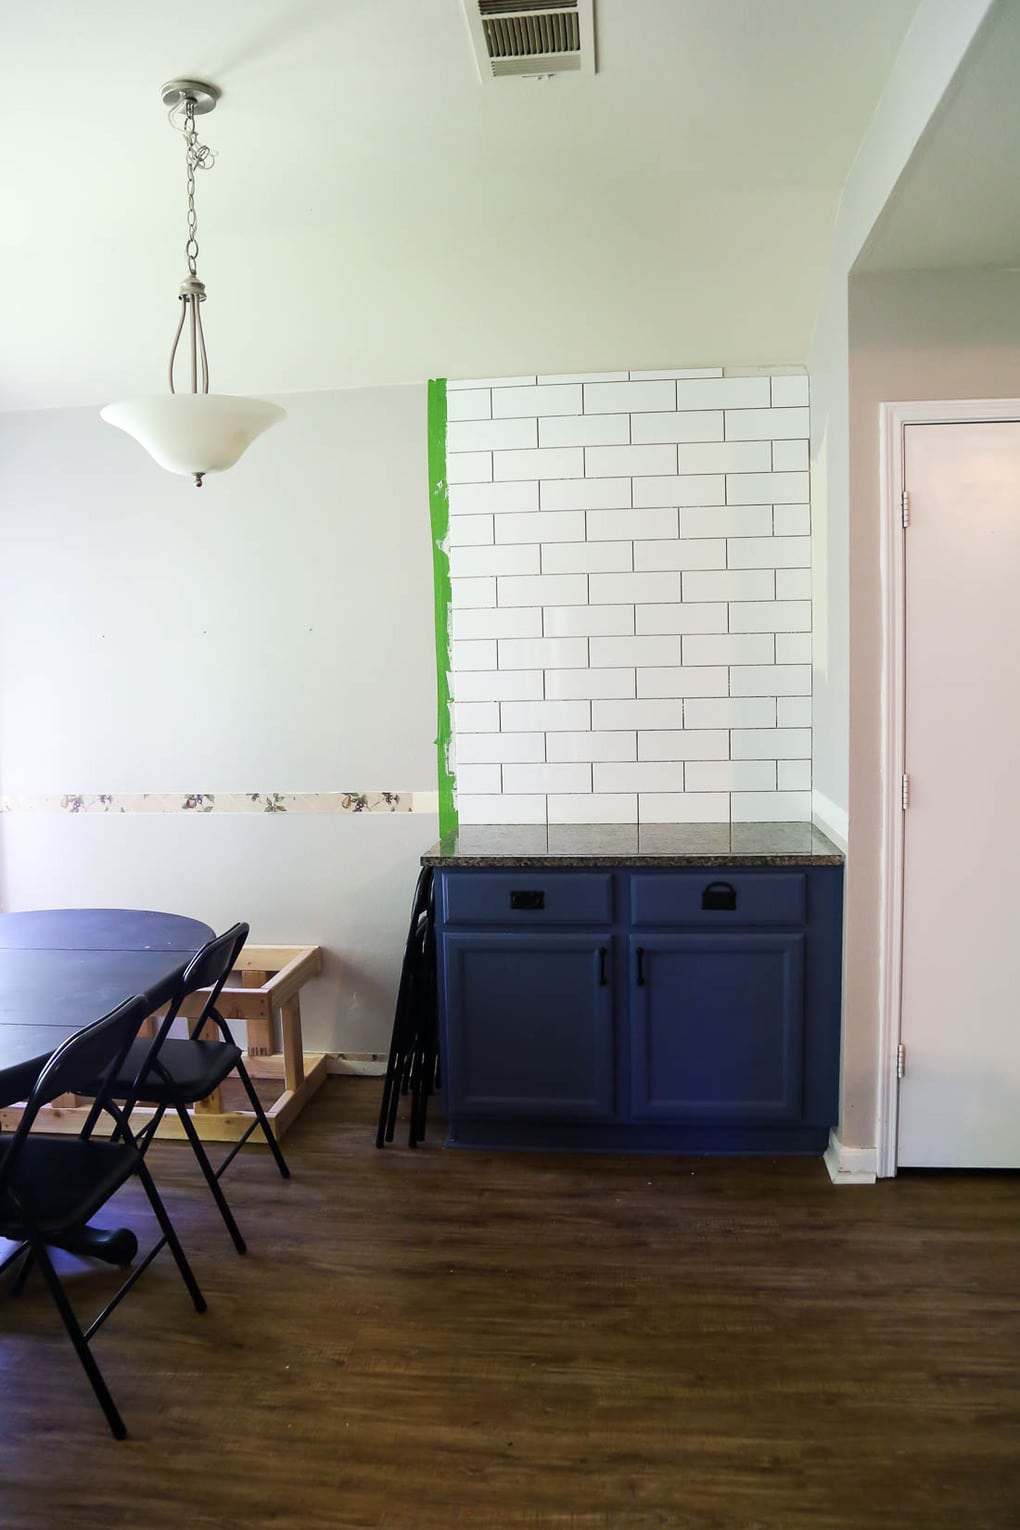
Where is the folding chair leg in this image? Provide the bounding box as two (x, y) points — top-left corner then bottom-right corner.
(10, 1245), (34, 1297)
(32, 1238), (127, 1441)
(234, 1061), (290, 1180)
(135, 1161), (207, 1313)
(176, 1104), (248, 1254)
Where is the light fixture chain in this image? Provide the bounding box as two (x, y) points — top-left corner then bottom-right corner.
(179, 97), (215, 278)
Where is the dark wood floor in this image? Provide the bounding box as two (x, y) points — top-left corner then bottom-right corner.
(1, 1078), (1018, 1530)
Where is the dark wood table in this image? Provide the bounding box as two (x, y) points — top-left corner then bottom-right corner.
(0, 908), (213, 1263)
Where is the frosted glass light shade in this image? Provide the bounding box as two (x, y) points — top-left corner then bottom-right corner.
(100, 394), (286, 479)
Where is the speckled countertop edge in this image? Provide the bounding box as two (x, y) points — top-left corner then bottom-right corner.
(421, 822), (845, 868)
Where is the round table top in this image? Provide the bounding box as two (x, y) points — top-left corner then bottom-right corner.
(0, 908), (215, 1107)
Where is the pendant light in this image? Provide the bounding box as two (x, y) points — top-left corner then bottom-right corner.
(101, 80), (285, 487)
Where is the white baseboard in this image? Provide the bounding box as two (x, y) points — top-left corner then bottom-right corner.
(326, 1053), (387, 1077)
(812, 789), (848, 851)
(823, 1131), (878, 1185)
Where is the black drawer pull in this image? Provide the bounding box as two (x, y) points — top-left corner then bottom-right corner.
(702, 881), (737, 911)
(510, 889), (544, 911)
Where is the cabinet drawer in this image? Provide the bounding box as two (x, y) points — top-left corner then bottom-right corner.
(630, 870), (805, 927)
(440, 871), (613, 926)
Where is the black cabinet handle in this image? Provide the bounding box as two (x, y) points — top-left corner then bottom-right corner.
(598, 946), (608, 987)
(635, 947), (645, 987)
(510, 890), (544, 911)
(702, 880), (737, 911)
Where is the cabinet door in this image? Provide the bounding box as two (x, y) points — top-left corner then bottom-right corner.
(628, 933), (805, 1122)
(442, 932), (614, 1120)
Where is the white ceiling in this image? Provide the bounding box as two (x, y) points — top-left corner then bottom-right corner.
(2, 0), (919, 411)
(856, 0), (1020, 273)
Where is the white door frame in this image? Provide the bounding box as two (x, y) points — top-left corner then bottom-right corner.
(877, 398), (1020, 1178)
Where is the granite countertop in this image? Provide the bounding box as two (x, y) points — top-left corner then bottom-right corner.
(421, 822), (844, 868)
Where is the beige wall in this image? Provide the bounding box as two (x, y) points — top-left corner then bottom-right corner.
(841, 268), (1020, 1146)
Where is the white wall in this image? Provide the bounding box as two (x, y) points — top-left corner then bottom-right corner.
(0, 386), (440, 1055)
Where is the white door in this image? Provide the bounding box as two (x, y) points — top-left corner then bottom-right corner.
(898, 419), (1020, 1168)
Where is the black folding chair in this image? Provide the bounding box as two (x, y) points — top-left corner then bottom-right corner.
(79, 922), (289, 1256)
(0, 995), (206, 1440)
(376, 867), (439, 1148)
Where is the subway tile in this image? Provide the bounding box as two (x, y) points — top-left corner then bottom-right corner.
(451, 606), (543, 640)
(633, 539), (726, 572)
(449, 375), (536, 390)
(454, 763), (502, 795)
(730, 666), (812, 697)
(500, 699), (592, 732)
(635, 603), (727, 636)
(449, 543), (541, 579)
(495, 510), (586, 544)
(731, 727), (812, 760)
(675, 377), (771, 410)
(773, 505), (811, 536)
(454, 670), (545, 702)
(447, 452), (492, 484)
(542, 541), (633, 575)
(492, 382), (583, 417)
(638, 729), (728, 761)
(450, 576), (496, 609)
(682, 569), (775, 602)
(772, 439), (810, 472)
(593, 699), (685, 730)
(450, 639), (497, 672)
(775, 569), (812, 600)
(631, 410), (723, 444)
(540, 477), (632, 511)
(540, 414), (630, 448)
(727, 536), (811, 570)
(594, 761), (686, 793)
(682, 633), (775, 666)
(777, 697), (812, 727)
(503, 763), (592, 794)
(497, 636), (589, 670)
(724, 406), (810, 441)
(633, 474), (726, 507)
(685, 760), (777, 793)
(585, 444), (678, 478)
(543, 604), (635, 637)
(639, 792), (729, 824)
(452, 701), (500, 732)
(589, 635), (680, 668)
(493, 447), (584, 481)
(778, 760), (812, 791)
(457, 794), (546, 825)
(448, 417), (536, 453)
(726, 471), (809, 505)
(675, 440), (772, 476)
(544, 668), (636, 699)
(588, 571), (680, 605)
(446, 388), (491, 421)
(684, 697), (777, 729)
(731, 791), (811, 823)
(547, 731), (638, 763)
(449, 480), (539, 517)
(680, 504), (772, 538)
(448, 514), (494, 547)
(587, 508), (678, 542)
(548, 793), (638, 824)
(776, 633), (812, 664)
(630, 368), (723, 380)
(729, 600), (811, 633)
(584, 380), (676, 413)
(771, 375), (809, 407)
(537, 371), (629, 384)
(636, 667), (729, 698)
(497, 573), (588, 606)
(455, 731), (545, 763)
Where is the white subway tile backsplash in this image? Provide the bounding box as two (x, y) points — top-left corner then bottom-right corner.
(454, 763), (502, 794)
(731, 791), (811, 823)
(682, 633), (775, 666)
(494, 447), (583, 482)
(540, 477), (632, 511)
(675, 377), (771, 410)
(633, 539), (726, 572)
(631, 411), (723, 444)
(633, 475), (726, 507)
(683, 698), (777, 729)
(630, 368), (723, 380)
(449, 480), (539, 517)
(595, 761), (686, 793)
(685, 760), (777, 793)
(544, 668), (636, 699)
(589, 635), (680, 668)
(775, 633), (812, 664)
(594, 699), (684, 731)
(543, 604), (636, 637)
(450, 639), (497, 672)
(538, 371), (629, 384)
(450, 375), (536, 390)
(587, 507), (678, 542)
(448, 515), (494, 547)
(547, 730), (637, 762)
(458, 794), (546, 825)
(450, 576), (496, 609)
(584, 380), (675, 414)
(773, 505), (811, 537)
(500, 700), (592, 732)
(455, 732), (545, 763)
(727, 537), (811, 570)
(452, 606), (543, 640)
(682, 569), (775, 603)
(453, 701), (500, 732)
(503, 763), (592, 794)
(731, 728), (812, 759)
(455, 670), (545, 702)
(448, 418), (536, 453)
(681, 504), (772, 539)
(498, 573), (588, 607)
(775, 569), (812, 600)
(589, 572), (680, 605)
(639, 792), (729, 824)
(496, 510), (586, 544)
(724, 407), (810, 441)
(777, 697), (812, 727)
(585, 444), (678, 478)
(449, 543), (541, 579)
(498, 637), (589, 670)
(539, 414), (630, 448)
(730, 666), (812, 697)
(492, 383), (582, 417)
(772, 439), (810, 472)
(727, 472), (809, 505)
(675, 440), (772, 476)
(728, 600), (811, 633)
(771, 375), (809, 407)
(638, 730), (728, 761)
(548, 793), (637, 824)
(446, 387), (491, 421)
(636, 667), (729, 698)
(636, 602), (728, 636)
(777, 760), (812, 791)
(542, 542), (633, 575)
(447, 452), (492, 484)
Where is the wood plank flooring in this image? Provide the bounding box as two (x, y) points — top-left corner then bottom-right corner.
(1, 1078), (1018, 1529)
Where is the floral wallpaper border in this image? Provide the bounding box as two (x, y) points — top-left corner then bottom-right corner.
(0, 792), (441, 816)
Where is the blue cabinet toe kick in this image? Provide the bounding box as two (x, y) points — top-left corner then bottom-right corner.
(445, 1121), (833, 1155)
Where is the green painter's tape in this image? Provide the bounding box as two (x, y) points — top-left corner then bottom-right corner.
(427, 379), (456, 837)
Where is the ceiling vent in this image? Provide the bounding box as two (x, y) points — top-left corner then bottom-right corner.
(462, 0), (595, 80)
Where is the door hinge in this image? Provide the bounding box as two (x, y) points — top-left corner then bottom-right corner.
(901, 489), (910, 528)
(901, 773), (910, 810)
(896, 1042), (906, 1080)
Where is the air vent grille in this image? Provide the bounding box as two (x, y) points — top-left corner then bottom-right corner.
(483, 12), (580, 59)
(462, 0), (594, 80)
